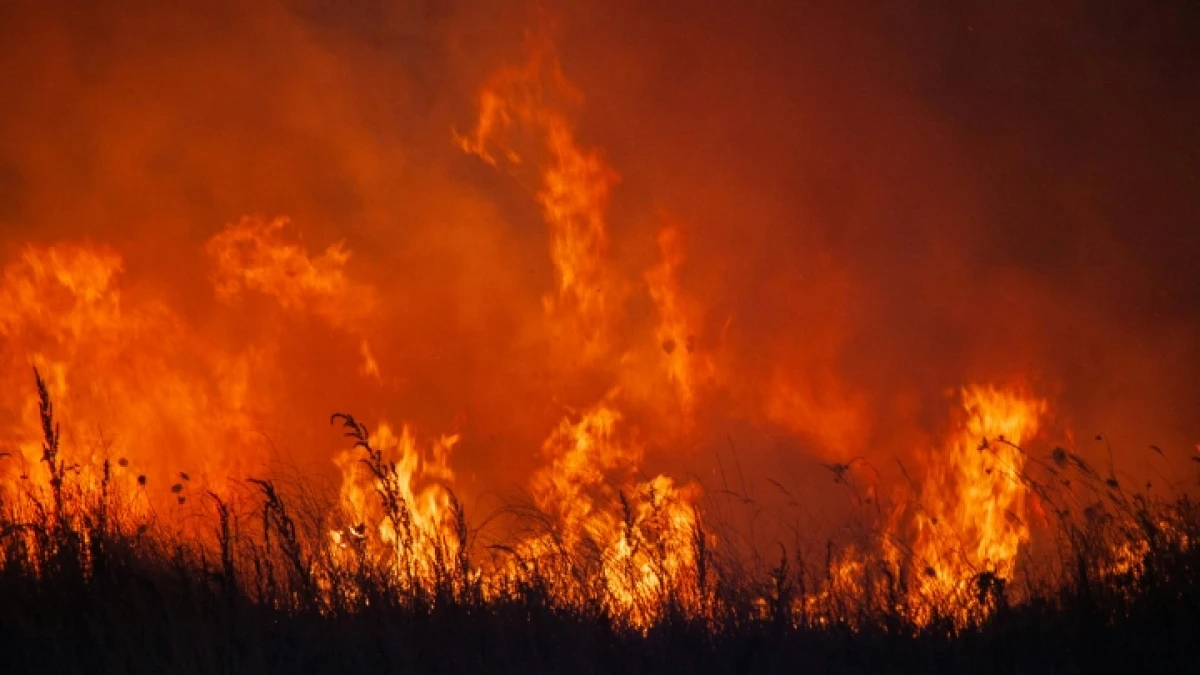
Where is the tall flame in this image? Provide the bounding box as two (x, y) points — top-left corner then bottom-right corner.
(644, 222), (715, 426)
(529, 398), (702, 625)
(890, 384), (1046, 623)
(0, 8), (1185, 636)
(0, 217), (386, 515)
(457, 34), (620, 358)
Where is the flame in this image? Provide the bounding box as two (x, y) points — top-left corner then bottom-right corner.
(331, 420), (462, 589)
(0, 217), (385, 522)
(207, 216), (381, 376)
(532, 400), (638, 549)
(527, 398), (702, 625)
(207, 217), (371, 318)
(455, 37), (708, 626)
(458, 34), (620, 359)
(0, 242), (257, 512)
(643, 222), (715, 426)
(888, 384), (1046, 624)
(0, 12), (1188, 635)
(765, 372), (869, 461)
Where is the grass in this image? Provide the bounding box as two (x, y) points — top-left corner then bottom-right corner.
(0, 369), (1196, 674)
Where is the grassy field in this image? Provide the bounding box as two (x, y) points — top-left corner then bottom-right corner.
(0, 371), (1196, 674)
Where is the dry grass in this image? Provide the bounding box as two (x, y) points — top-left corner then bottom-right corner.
(0, 369), (1196, 674)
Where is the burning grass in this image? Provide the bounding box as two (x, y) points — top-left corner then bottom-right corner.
(0, 370), (1196, 674)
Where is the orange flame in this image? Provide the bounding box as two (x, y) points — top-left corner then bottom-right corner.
(889, 384), (1046, 624)
(529, 398), (702, 625)
(458, 35), (620, 359)
(0, 217), (386, 520)
(644, 223), (715, 426)
(3, 14), (1181, 635)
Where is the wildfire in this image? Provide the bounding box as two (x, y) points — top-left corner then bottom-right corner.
(0, 217), (386, 520)
(0, 242), (255, 513)
(525, 398), (701, 622)
(643, 222), (715, 426)
(455, 34), (708, 625)
(457, 33), (620, 360)
(886, 384), (1046, 624)
(329, 416), (464, 592)
(0, 12), (1185, 638)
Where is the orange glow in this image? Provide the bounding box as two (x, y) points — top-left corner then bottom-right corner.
(521, 398), (702, 625)
(457, 35), (620, 359)
(330, 418), (463, 591)
(0, 4), (1195, 633)
(644, 223), (715, 426)
(0, 218), (383, 521)
(0, 241), (258, 514)
(887, 384), (1046, 624)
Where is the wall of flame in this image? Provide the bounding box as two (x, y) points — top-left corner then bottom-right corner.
(0, 0), (1197, 625)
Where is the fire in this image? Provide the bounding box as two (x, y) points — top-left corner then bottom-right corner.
(527, 398), (702, 624)
(0, 217), (386, 522)
(0, 36), (1059, 629)
(207, 216), (381, 376)
(455, 35), (707, 625)
(888, 384), (1046, 623)
(330, 416), (464, 592)
(0, 242), (257, 513)
(208, 217), (366, 315)
(765, 371), (869, 462)
(457, 33), (620, 359)
(0, 29), (714, 625)
(643, 223), (715, 426)
(0, 9), (1191, 639)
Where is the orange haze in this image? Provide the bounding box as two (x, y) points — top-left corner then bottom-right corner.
(1, 0), (1198, 623)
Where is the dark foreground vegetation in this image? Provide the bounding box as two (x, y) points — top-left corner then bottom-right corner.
(0, 373), (1197, 674)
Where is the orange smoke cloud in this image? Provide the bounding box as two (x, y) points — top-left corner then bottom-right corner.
(0, 0), (1197, 626)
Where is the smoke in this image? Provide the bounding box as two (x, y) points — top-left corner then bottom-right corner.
(1, 0), (1197, 518)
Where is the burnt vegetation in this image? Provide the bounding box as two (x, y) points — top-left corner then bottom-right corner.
(0, 371), (1196, 674)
